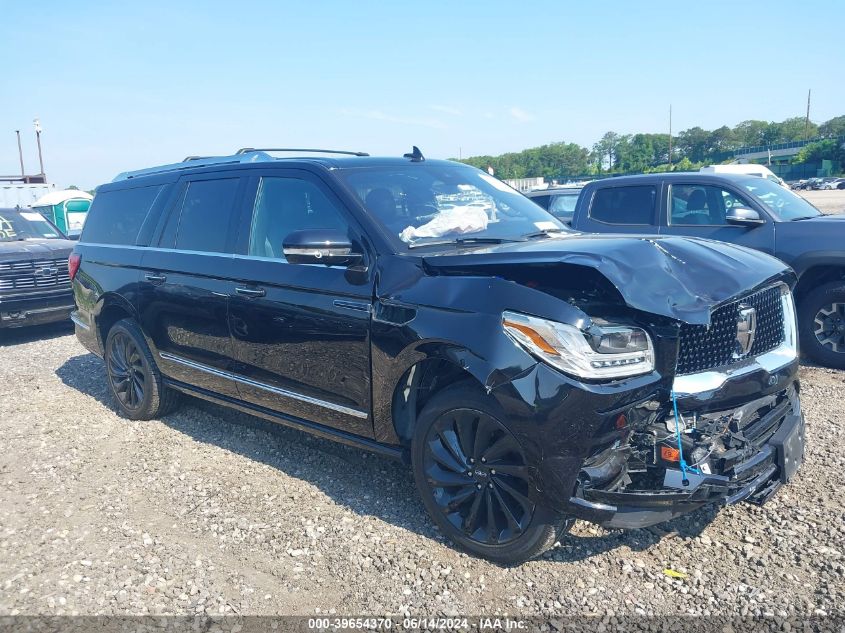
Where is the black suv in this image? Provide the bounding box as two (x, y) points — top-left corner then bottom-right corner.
(71, 149), (805, 563)
(551, 173), (845, 369)
(1, 208), (75, 328)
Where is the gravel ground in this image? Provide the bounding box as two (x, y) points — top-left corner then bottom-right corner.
(0, 324), (843, 619)
(797, 189), (845, 214)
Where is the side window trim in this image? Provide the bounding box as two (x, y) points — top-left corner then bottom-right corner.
(134, 182), (177, 246)
(150, 172), (247, 254)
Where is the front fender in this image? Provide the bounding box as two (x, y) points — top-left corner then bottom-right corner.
(370, 256), (594, 444)
(788, 251), (845, 280)
(370, 300), (542, 444)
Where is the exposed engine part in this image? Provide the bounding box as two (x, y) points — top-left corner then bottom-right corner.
(579, 388), (793, 496)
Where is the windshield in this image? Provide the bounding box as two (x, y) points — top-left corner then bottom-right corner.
(337, 164), (568, 248)
(738, 177), (821, 220)
(0, 210), (62, 242)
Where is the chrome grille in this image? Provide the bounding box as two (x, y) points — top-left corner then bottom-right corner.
(0, 258), (70, 293)
(677, 286), (785, 375)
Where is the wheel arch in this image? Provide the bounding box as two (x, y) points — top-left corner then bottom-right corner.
(373, 340), (522, 447)
(94, 294), (139, 352)
(794, 263), (845, 304)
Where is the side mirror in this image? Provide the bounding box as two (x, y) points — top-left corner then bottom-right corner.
(726, 207), (764, 226)
(282, 229), (363, 267)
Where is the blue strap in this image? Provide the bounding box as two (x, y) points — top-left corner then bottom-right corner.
(671, 390), (701, 483)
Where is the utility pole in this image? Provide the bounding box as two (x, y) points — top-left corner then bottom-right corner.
(15, 130), (25, 177)
(34, 118), (45, 177)
(804, 89), (811, 140)
(668, 105), (673, 170)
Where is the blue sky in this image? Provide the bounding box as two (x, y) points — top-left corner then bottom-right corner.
(3, 0), (843, 189)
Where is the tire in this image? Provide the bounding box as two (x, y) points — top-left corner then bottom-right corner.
(798, 282), (845, 369)
(411, 382), (568, 564)
(104, 318), (181, 420)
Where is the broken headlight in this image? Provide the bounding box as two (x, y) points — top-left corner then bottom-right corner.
(502, 311), (655, 380)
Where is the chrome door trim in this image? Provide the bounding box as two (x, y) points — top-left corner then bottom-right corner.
(158, 351), (368, 419)
(333, 299), (371, 313)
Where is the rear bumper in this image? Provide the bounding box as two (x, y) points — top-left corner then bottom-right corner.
(0, 290), (74, 328)
(568, 387), (805, 529)
(70, 309), (103, 357)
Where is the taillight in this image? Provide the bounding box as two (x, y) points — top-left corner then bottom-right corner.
(68, 252), (81, 281)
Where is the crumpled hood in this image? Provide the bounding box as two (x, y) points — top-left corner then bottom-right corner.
(421, 234), (793, 325)
(0, 239), (75, 263)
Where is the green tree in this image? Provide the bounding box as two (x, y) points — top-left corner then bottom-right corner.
(820, 115), (845, 138)
(677, 127), (710, 162)
(770, 116), (818, 142)
(592, 132), (621, 172)
(673, 157), (695, 172)
(733, 120), (770, 147)
(707, 126), (736, 156)
(615, 134), (669, 172)
(792, 139), (845, 164)
(459, 112), (845, 180)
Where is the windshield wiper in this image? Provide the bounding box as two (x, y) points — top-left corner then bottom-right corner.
(455, 236), (522, 244)
(407, 236), (523, 249)
(521, 228), (566, 239)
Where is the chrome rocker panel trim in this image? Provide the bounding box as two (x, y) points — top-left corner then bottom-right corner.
(159, 351), (368, 419)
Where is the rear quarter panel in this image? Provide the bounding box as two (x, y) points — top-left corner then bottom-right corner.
(72, 244), (145, 354)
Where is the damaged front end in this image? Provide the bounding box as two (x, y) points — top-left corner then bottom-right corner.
(573, 385), (805, 529)
(567, 284), (805, 529)
(380, 234), (805, 532)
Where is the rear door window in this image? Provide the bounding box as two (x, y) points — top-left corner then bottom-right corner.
(167, 178), (241, 253)
(589, 186), (656, 225)
(81, 185), (165, 245)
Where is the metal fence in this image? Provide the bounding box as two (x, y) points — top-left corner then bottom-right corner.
(710, 135), (845, 163)
(769, 160), (838, 181)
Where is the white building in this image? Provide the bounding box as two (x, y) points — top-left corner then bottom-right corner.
(0, 182), (56, 208)
(503, 177), (546, 193)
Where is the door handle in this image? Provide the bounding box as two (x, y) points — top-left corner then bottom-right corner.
(145, 273), (166, 283)
(235, 287), (266, 298)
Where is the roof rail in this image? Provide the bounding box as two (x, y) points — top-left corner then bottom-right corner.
(111, 147), (370, 182)
(112, 152), (275, 182)
(236, 147), (369, 157)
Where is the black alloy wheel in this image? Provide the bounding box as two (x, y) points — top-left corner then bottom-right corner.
(104, 318), (181, 420)
(813, 301), (845, 353)
(423, 408), (535, 545)
(107, 330), (146, 410)
(412, 383), (565, 563)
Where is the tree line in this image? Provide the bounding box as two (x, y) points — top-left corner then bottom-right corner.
(459, 115), (845, 181)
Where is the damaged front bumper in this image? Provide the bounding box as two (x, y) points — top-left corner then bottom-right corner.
(567, 382), (805, 530)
